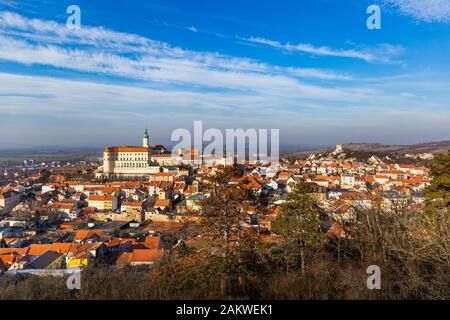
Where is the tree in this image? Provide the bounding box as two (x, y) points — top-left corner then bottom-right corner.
(39, 169), (51, 183)
(271, 181), (325, 274)
(200, 180), (249, 257)
(425, 150), (450, 210)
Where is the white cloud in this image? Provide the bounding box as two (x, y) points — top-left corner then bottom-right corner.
(240, 37), (404, 64)
(187, 26), (198, 32)
(383, 0), (450, 23)
(0, 11), (359, 97)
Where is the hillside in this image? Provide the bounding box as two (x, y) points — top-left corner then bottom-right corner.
(283, 140), (450, 160)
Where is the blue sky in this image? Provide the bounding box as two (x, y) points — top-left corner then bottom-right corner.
(0, 0), (449, 149)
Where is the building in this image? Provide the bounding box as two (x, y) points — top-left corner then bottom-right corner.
(88, 195), (118, 211)
(96, 129), (167, 178)
(340, 175), (355, 188)
(0, 190), (21, 214)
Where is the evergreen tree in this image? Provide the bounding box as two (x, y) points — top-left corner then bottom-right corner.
(425, 150), (450, 210)
(271, 181), (325, 274)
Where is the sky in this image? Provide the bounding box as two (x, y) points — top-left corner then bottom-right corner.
(0, 0), (450, 149)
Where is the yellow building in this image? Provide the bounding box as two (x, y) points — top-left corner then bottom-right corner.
(88, 194), (118, 211)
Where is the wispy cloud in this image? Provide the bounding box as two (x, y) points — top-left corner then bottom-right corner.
(187, 25), (198, 33)
(240, 36), (405, 64)
(0, 0), (19, 8)
(382, 0), (450, 23)
(0, 11), (356, 90)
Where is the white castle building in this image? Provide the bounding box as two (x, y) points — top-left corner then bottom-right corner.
(96, 129), (234, 179)
(96, 129), (169, 178)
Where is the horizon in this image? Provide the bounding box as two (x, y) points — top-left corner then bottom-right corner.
(1, 138), (449, 154)
(1, 0), (450, 148)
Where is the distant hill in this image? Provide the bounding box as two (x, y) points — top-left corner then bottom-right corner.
(283, 140), (450, 159)
(0, 147), (102, 166)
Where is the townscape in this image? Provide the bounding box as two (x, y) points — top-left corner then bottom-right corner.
(0, 130), (438, 277)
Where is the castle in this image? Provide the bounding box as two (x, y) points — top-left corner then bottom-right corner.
(96, 129), (168, 178)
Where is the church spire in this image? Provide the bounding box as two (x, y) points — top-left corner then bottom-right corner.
(143, 128), (149, 148)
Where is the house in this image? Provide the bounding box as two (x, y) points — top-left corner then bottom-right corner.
(340, 175), (355, 188)
(374, 175), (390, 185)
(261, 180), (278, 195)
(116, 249), (164, 266)
(121, 201), (142, 213)
(144, 236), (161, 250)
(0, 190), (21, 213)
(381, 170), (407, 180)
(327, 189), (351, 200)
(382, 190), (410, 211)
(28, 251), (65, 270)
(411, 191), (426, 205)
(340, 192), (372, 209)
(330, 201), (356, 222)
(153, 199), (172, 211)
(150, 172), (177, 182)
(88, 194), (118, 211)
(66, 243), (108, 267)
(0, 227), (26, 240)
(150, 154), (181, 166)
(74, 230), (104, 243)
(185, 194), (204, 212)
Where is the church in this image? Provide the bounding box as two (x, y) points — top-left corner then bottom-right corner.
(96, 129), (168, 178)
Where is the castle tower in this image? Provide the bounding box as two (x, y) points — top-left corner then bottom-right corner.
(335, 144), (343, 154)
(143, 128), (149, 148)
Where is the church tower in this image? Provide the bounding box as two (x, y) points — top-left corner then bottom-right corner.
(143, 128), (149, 148)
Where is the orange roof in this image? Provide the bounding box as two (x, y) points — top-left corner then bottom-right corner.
(27, 244), (50, 256)
(89, 194), (114, 201)
(314, 175), (337, 181)
(155, 172), (176, 177)
(122, 202), (142, 207)
(74, 230), (103, 241)
(390, 170), (406, 174)
(154, 199), (171, 208)
(50, 202), (74, 210)
(0, 255), (16, 266)
(401, 178), (430, 184)
(49, 243), (75, 254)
(278, 172), (293, 179)
(130, 249), (163, 263)
(116, 252), (132, 264)
(244, 181), (262, 189)
(328, 222), (347, 238)
(0, 248), (28, 256)
(151, 154), (174, 158)
(105, 147), (149, 153)
(101, 187), (120, 194)
(144, 236), (161, 249)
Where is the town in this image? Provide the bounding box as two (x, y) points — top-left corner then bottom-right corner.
(0, 130), (435, 275)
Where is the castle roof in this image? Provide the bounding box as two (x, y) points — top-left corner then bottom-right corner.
(104, 146), (150, 153)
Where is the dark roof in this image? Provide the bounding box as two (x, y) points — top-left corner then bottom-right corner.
(29, 251), (62, 269)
